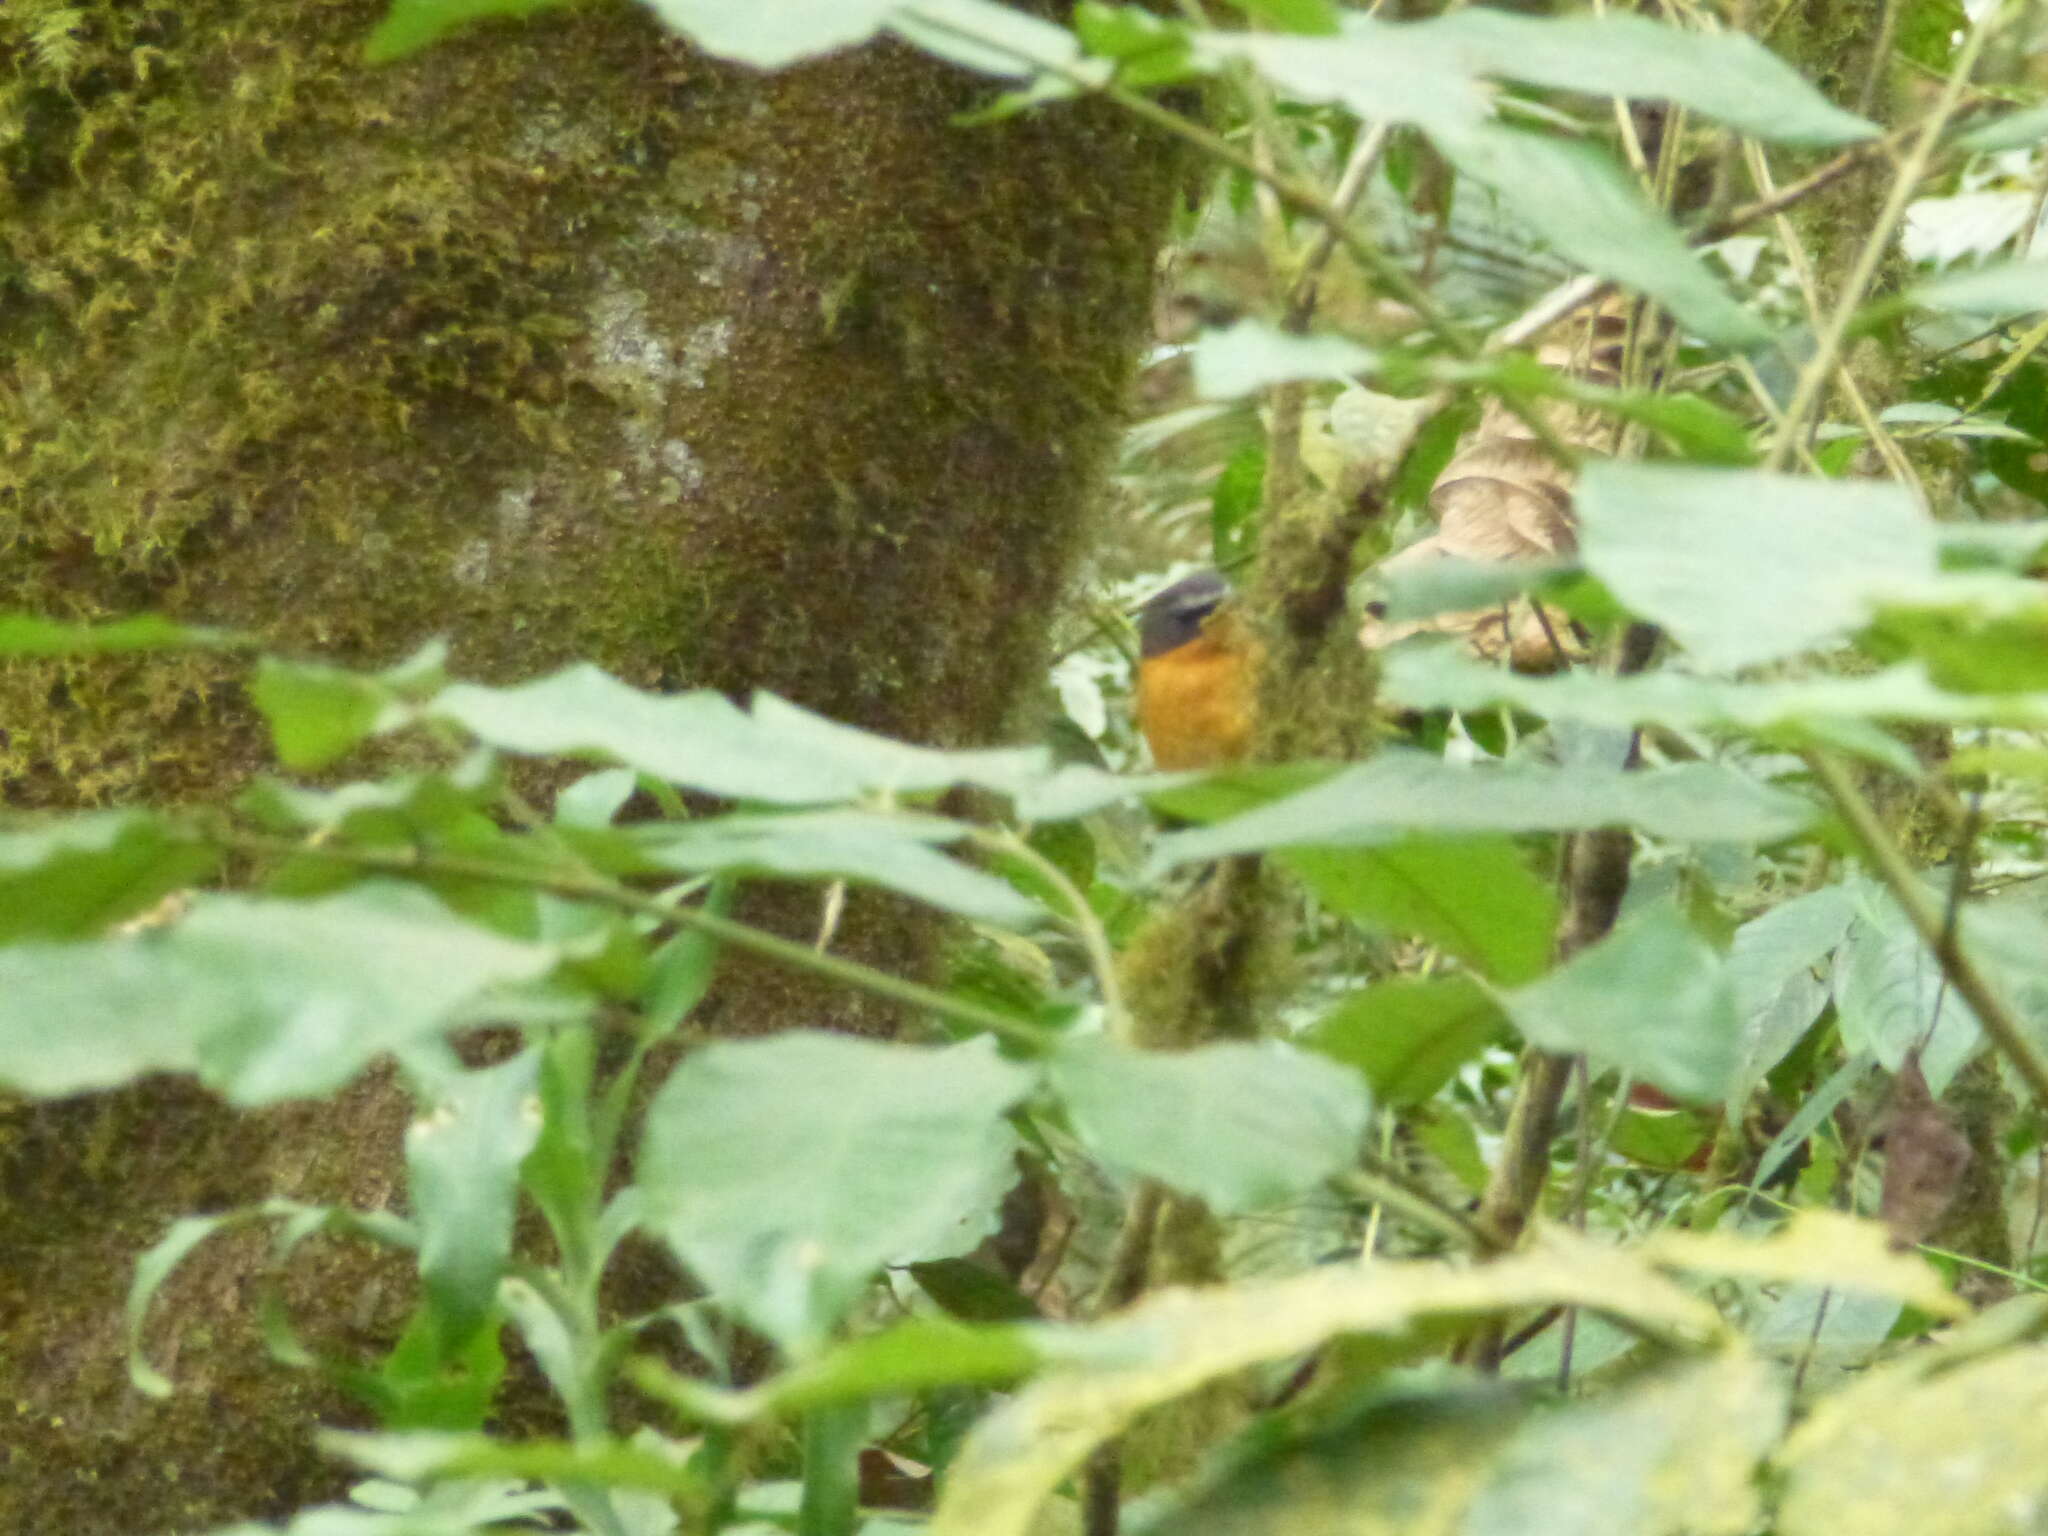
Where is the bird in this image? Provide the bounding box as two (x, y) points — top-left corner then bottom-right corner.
(1134, 570), (1255, 771)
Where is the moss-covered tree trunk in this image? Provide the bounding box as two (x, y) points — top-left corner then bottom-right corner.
(0, 2), (1180, 1527)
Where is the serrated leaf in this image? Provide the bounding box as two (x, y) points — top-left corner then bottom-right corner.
(1150, 750), (1814, 872)
(407, 1050), (544, 1352)
(1504, 902), (1740, 1102)
(929, 1230), (1724, 1536)
(637, 1032), (1033, 1352)
(1577, 463), (1936, 670)
(1285, 836), (1557, 984)
(1305, 974), (1507, 1105)
(1048, 1037), (1368, 1212)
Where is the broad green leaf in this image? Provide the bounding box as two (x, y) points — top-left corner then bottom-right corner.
(1223, 0), (1338, 34)
(1375, 554), (1578, 624)
(1211, 441), (1265, 568)
(1777, 1341), (2048, 1534)
(1576, 462), (1936, 669)
(430, 667), (1048, 805)
(1873, 588), (2048, 693)
(1285, 836), (1557, 983)
(0, 613), (250, 654)
(707, 1316), (1041, 1421)
(1471, 354), (1756, 466)
(324, 1427), (706, 1497)
(629, 810), (1042, 927)
(639, 0), (898, 66)
(0, 810), (216, 940)
(1504, 902), (1740, 1103)
(1727, 884), (1855, 1102)
(251, 657), (396, 771)
(0, 883), (559, 1102)
(406, 1050), (544, 1352)
(637, 1032), (1033, 1351)
(1835, 883), (1983, 1094)
(1405, 9), (1873, 146)
(1190, 321), (1377, 398)
(1305, 974), (1508, 1105)
(553, 767), (638, 828)
(1200, 30), (1493, 134)
(1149, 1352), (1783, 1536)
(1645, 1210), (1961, 1319)
(1958, 103), (2048, 153)
(1908, 258), (2048, 317)
(1382, 644), (2048, 742)
(928, 1231), (1725, 1536)
(1048, 1037), (1369, 1212)
(890, 0), (1082, 77)
(238, 762), (501, 842)
(1435, 122), (1769, 349)
(1150, 750), (1814, 872)
(364, 0), (577, 61)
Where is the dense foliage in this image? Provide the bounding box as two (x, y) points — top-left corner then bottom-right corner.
(7, 0), (2048, 1533)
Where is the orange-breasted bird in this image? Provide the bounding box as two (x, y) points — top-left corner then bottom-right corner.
(1135, 570), (1255, 771)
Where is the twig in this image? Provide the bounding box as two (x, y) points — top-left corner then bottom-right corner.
(1802, 749), (2048, 1108)
(1284, 121), (1395, 333)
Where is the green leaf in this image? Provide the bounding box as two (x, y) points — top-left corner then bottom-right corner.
(1503, 902), (1740, 1103)
(1727, 884), (1856, 1102)
(1473, 354), (1757, 466)
(0, 613), (250, 654)
(1149, 1352), (1783, 1536)
(1285, 836), (1557, 984)
(1835, 882), (1982, 1095)
(929, 1231), (1725, 1536)
(1434, 122), (1770, 349)
(1873, 589), (2048, 693)
(1645, 1210), (1961, 1318)
(430, 667), (1048, 805)
(250, 657), (396, 771)
(1048, 1037), (1369, 1212)
(1222, 0), (1338, 35)
(1576, 462), (1936, 669)
(1776, 1341), (2048, 1535)
(1405, 9), (1873, 146)
(1305, 974), (1508, 1106)
(754, 1316), (1040, 1415)
(364, 0), (577, 62)
(890, 0), (1082, 78)
(0, 810), (216, 940)
(636, 1032), (1033, 1351)
(1958, 102), (2048, 153)
(406, 1050), (544, 1353)
(1382, 645), (2048, 745)
(628, 810), (1043, 928)
(0, 883), (559, 1103)
(1211, 441), (1265, 569)
(1150, 750), (1814, 872)
(638, 0), (898, 67)
(323, 1427), (706, 1497)
(1190, 320), (1377, 399)
(1908, 258), (2048, 317)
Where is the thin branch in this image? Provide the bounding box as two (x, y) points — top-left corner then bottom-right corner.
(1802, 748), (2048, 1108)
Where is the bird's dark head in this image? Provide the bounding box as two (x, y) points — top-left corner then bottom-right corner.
(1138, 570), (1232, 658)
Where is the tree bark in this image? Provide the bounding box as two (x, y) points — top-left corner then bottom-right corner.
(0, 2), (1181, 1526)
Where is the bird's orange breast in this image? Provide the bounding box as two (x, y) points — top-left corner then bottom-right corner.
(1136, 631), (1254, 771)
